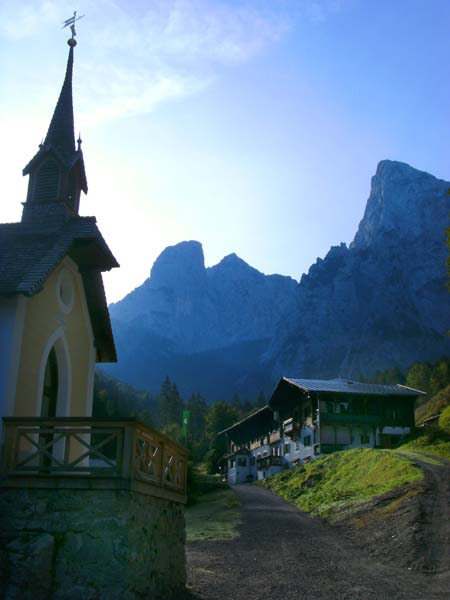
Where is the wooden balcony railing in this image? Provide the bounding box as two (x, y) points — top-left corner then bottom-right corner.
(269, 430), (281, 444)
(256, 455), (283, 470)
(283, 418), (300, 437)
(0, 417), (188, 503)
(320, 413), (381, 426)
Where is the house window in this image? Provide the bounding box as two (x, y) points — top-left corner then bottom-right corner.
(336, 428), (351, 445)
(250, 457), (255, 466)
(284, 443), (291, 455)
(303, 435), (312, 447)
(326, 401), (334, 414)
(368, 401), (378, 415)
(230, 459), (236, 468)
(237, 457), (247, 467)
(360, 432), (370, 444)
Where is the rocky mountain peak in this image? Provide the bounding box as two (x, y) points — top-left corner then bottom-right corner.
(208, 252), (262, 281)
(352, 160), (449, 250)
(149, 240), (206, 290)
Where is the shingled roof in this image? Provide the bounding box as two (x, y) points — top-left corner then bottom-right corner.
(0, 217), (119, 362)
(0, 217), (117, 296)
(282, 377), (425, 397)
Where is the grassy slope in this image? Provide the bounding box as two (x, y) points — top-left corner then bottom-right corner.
(415, 384), (450, 424)
(397, 434), (450, 461)
(258, 448), (423, 520)
(185, 488), (241, 542)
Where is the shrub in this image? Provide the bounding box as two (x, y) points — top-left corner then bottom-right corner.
(438, 405), (450, 435)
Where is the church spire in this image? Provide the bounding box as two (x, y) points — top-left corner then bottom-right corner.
(43, 44), (76, 162)
(22, 25), (87, 225)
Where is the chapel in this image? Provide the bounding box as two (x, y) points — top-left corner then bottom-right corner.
(0, 33), (118, 427)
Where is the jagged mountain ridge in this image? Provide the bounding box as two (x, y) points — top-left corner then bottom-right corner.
(105, 160), (450, 401)
(110, 242), (298, 353)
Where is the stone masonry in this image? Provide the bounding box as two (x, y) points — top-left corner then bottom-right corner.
(0, 488), (186, 599)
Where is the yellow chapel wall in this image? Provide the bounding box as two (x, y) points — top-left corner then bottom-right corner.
(13, 256), (96, 417)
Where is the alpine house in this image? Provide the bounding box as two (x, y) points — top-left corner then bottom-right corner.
(220, 377), (425, 485)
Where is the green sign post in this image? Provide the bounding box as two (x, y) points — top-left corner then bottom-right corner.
(182, 410), (190, 446)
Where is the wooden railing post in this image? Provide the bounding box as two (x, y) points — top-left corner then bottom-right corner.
(159, 439), (165, 488)
(121, 422), (136, 480)
(1, 419), (16, 474)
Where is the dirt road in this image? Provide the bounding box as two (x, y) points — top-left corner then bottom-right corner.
(186, 483), (448, 600)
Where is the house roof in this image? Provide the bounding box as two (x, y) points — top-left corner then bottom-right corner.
(0, 216), (119, 362)
(223, 448), (252, 459)
(282, 377), (425, 397)
(218, 405), (272, 436)
(0, 217), (118, 296)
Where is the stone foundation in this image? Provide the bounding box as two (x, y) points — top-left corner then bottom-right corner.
(0, 488), (186, 599)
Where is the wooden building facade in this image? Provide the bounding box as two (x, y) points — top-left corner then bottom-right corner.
(220, 377), (424, 484)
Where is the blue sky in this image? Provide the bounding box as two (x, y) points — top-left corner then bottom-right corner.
(1, 1), (449, 302)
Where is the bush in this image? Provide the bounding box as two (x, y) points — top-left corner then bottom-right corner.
(438, 405), (450, 434)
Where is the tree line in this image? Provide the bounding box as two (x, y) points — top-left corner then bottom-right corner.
(370, 356), (450, 398)
(93, 370), (265, 472)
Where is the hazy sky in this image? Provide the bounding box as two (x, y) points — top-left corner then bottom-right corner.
(1, 1), (449, 302)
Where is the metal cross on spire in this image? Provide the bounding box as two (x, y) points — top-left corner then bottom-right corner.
(62, 11), (85, 41)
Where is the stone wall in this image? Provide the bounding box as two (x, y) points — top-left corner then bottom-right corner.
(0, 487), (186, 599)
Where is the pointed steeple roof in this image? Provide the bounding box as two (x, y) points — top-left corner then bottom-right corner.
(22, 37), (87, 220)
(43, 44), (76, 161)
(23, 42), (81, 174)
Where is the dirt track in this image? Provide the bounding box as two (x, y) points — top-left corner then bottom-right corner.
(186, 478), (449, 600)
(394, 453), (450, 578)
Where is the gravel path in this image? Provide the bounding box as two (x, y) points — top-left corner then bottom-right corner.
(186, 483), (448, 600)
(394, 452), (450, 586)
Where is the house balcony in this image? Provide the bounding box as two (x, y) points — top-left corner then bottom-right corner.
(256, 455), (283, 470)
(320, 413), (381, 426)
(320, 443), (348, 454)
(0, 417), (188, 503)
(269, 430), (281, 444)
(283, 418), (300, 437)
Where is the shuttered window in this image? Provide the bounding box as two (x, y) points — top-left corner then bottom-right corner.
(33, 159), (60, 202)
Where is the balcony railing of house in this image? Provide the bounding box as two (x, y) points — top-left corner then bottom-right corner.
(269, 430), (281, 444)
(320, 413), (381, 426)
(320, 443), (348, 454)
(283, 418), (300, 437)
(256, 455), (283, 470)
(0, 417), (188, 503)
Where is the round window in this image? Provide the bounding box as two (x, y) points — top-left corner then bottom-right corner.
(57, 269), (74, 314)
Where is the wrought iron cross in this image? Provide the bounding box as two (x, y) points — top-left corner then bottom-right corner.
(62, 11), (85, 39)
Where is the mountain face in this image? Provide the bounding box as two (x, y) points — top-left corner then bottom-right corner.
(107, 242), (298, 399)
(105, 161), (450, 401)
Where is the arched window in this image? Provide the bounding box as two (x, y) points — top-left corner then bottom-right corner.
(41, 347), (59, 417)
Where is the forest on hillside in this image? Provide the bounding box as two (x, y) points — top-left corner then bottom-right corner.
(93, 370), (265, 471)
